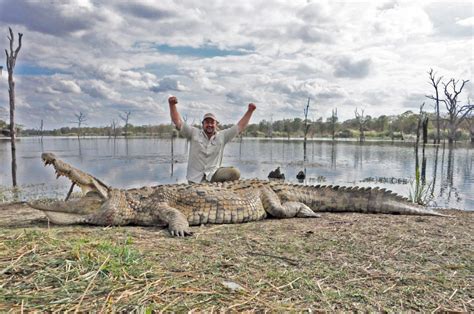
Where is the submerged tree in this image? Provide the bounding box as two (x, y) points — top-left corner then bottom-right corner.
(329, 108), (338, 140)
(303, 97), (311, 161)
(426, 69), (442, 144)
(427, 70), (472, 144)
(441, 78), (472, 143)
(5, 27), (23, 187)
(119, 110), (132, 136)
(74, 112), (87, 139)
(354, 107), (367, 142)
(464, 99), (474, 143)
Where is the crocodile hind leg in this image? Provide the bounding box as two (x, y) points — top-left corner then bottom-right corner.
(259, 186), (320, 218)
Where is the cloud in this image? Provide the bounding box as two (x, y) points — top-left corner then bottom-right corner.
(190, 69), (226, 94)
(92, 65), (157, 89)
(0, 0), (110, 36)
(333, 57), (372, 79)
(0, 1), (471, 128)
(81, 80), (119, 99)
(291, 25), (334, 44)
(115, 2), (175, 20)
(36, 78), (81, 94)
(456, 16), (474, 27)
(55, 80), (82, 93)
(149, 77), (187, 93)
(426, 2), (473, 38)
(372, 5), (433, 39)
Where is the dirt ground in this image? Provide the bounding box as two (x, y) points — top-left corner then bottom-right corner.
(0, 202), (473, 312)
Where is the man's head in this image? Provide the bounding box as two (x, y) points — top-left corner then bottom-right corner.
(202, 113), (218, 137)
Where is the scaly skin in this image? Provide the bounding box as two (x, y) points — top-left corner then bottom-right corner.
(29, 153), (446, 237)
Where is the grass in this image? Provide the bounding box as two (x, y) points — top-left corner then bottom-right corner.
(409, 167), (434, 205)
(0, 203), (473, 312)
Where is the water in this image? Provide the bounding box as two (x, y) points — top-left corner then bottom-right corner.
(1, 137), (472, 210)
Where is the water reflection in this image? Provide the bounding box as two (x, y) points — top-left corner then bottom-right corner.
(330, 142), (337, 169)
(0, 137), (472, 210)
(353, 143), (363, 170)
(430, 146), (439, 198)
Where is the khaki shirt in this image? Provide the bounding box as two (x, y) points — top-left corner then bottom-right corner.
(179, 123), (239, 183)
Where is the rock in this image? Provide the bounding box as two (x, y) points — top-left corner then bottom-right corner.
(222, 281), (245, 292)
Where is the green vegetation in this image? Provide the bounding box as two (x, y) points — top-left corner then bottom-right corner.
(409, 167), (434, 205)
(2, 110), (472, 141)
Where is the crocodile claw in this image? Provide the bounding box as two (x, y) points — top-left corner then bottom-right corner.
(170, 229), (193, 237)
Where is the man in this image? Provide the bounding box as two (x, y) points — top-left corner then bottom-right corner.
(168, 96), (256, 183)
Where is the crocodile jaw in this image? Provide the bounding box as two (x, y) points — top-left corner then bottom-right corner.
(42, 152), (109, 199)
(29, 194), (105, 224)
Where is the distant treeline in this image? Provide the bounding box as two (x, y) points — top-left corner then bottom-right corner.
(0, 110), (472, 141)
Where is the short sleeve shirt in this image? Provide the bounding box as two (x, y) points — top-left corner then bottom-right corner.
(179, 123), (239, 183)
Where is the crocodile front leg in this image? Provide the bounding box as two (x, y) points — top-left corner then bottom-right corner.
(259, 186), (320, 218)
(151, 202), (193, 237)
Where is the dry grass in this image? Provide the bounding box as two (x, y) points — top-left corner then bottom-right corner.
(0, 203), (472, 312)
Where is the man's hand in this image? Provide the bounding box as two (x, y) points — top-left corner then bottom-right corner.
(168, 96), (182, 129)
(168, 96), (178, 106)
(248, 103), (256, 111)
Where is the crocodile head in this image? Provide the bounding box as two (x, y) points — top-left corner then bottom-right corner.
(29, 152), (115, 225)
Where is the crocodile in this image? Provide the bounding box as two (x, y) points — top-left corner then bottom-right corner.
(29, 153), (446, 237)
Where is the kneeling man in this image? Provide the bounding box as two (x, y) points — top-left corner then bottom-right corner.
(168, 96), (256, 183)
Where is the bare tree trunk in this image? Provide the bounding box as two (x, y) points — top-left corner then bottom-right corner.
(5, 27), (23, 187)
(355, 108), (366, 142)
(426, 69), (442, 144)
(330, 108), (337, 141)
(119, 110), (132, 137)
(74, 112), (87, 140)
(303, 98), (310, 161)
(441, 79), (471, 144)
(40, 119), (44, 142)
(467, 111), (474, 143)
(422, 116), (429, 145)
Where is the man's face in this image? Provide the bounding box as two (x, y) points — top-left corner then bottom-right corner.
(202, 118), (217, 137)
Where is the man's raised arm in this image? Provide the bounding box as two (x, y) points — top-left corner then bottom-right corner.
(237, 103), (257, 133)
(168, 96), (183, 129)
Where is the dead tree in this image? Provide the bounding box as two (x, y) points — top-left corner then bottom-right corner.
(303, 97), (311, 161)
(329, 108), (338, 141)
(73, 112), (87, 139)
(110, 119), (117, 139)
(40, 119), (44, 141)
(441, 78), (472, 143)
(426, 69), (442, 144)
(466, 99), (474, 143)
(415, 103), (428, 183)
(5, 27), (23, 187)
(354, 107), (367, 142)
(119, 110), (132, 137)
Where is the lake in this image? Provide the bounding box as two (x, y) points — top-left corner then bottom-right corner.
(0, 137), (472, 211)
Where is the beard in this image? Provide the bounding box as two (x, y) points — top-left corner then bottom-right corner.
(204, 126), (215, 136)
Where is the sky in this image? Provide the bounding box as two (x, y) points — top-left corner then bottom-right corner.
(0, 0), (472, 129)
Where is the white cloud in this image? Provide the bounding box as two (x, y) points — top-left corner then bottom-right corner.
(35, 78), (81, 94)
(190, 69), (226, 94)
(150, 77), (187, 93)
(81, 80), (119, 99)
(0, 0), (471, 128)
(333, 56), (372, 79)
(456, 16), (474, 27)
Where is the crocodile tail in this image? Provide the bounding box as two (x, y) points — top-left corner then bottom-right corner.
(366, 187), (448, 216)
(275, 184), (448, 217)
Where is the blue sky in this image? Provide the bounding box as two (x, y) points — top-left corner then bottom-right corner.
(0, 0), (472, 129)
